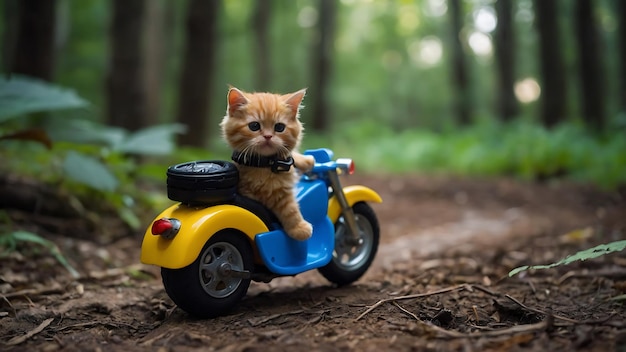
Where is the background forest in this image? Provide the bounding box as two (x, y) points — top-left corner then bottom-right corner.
(1, 0), (625, 209)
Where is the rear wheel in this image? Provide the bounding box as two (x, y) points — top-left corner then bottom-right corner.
(318, 202), (379, 286)
(161, 231), (253, 318)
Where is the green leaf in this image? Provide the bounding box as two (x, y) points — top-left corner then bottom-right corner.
(45, 118), (127, 147)
(10, 230), (79, 278)
(0, 75), (89, 122)
(609, 294), (626, 301)
(117, 124), (186, 155)
(118, 206), (141, 230)
(509, 240), (626, 277)
(63, 151), (119, 191)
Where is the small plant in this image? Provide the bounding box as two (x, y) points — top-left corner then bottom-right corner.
(0, 75), (185, 230)
(0, 212), (79, 278)
(319, 119), (626, 189)
(0, 75), (185, 276)
(508, 240), (626, 277)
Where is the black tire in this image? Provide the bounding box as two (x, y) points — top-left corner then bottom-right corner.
(161, 231), (253, 318)
(318, 202), (380, 286)
(166, 160), (239, 205)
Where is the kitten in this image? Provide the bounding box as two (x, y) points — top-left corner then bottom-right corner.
(220, 87), (315, 241)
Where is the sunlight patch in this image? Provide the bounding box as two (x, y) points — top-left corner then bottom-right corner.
(468, 31), (492, 57)
(515, 78), (541, 104)
(408, 36), (443, 67)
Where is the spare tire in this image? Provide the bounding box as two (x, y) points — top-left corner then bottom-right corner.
(166, 160), (239, 205)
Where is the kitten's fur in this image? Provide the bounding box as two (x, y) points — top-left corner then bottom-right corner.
(220, 87), (315, 241)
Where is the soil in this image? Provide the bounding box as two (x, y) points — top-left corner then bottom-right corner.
(1, 174), (626, 351)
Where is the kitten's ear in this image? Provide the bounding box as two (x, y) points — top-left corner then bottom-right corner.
(283, 89), (307, 117)
(227, 87), (249, 116)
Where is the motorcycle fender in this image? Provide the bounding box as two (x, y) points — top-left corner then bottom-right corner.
(328, 185), (382, 222)
(140, 204), (269, 269)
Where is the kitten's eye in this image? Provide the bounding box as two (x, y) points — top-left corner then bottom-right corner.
(274, 123), (286, 132)
(248, 122), (261, 131)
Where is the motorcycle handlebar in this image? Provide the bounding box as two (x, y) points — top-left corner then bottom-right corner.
(309, 158), (354, 176)
(303, 148), (354, 176)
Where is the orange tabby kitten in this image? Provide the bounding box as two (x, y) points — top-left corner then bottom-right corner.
(220, 87), (315, 241)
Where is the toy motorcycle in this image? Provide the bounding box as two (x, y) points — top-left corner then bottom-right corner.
(140, 148), (381, 318)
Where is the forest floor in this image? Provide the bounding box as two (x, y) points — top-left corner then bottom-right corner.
(1, 174), (626, 351)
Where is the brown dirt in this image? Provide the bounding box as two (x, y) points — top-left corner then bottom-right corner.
(1, 175), (626, 351)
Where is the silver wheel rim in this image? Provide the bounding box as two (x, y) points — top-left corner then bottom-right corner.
(333, 214), (374, 270)
(198, 241), (244, 298)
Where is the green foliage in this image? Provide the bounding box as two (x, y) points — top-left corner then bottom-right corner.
(508, 240), (626, 277)
(0, 75), (89, 122)
(318, 119), (626, 189)
(0, 212), (79, 278)
(5, 231), (80, 278)
(0, 76), (182, 233)
(63, 150), (119, 192)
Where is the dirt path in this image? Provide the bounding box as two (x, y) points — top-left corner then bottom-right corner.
(1, 175), (625, 351)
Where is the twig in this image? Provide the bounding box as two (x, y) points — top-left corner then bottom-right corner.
(1, 294), (16, 317)
(357, 284), (561, 339)
(471, 285), (498, 296)
(53, 320), (138, 332)
(470, 318), (550, 338)
(139, 330), (171, 346)
(247, 309), (304, 327)
(504, 294), (615, 325)
(355, 284), (466, 321)
(392, 301), (419, 321)
(557, 268), (626, 285)
(1, 285), (64, 299)
(504, 294), (580, 324)
(6, 318), (54, 346)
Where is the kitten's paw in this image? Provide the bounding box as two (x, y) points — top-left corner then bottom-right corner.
(302, 155), (315, 171)
(288, 221), (313, 241)
(294, 153), (315, 172)
(299, 155), (315, 171)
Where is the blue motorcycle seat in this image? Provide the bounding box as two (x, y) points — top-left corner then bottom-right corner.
(255, 177), (335, 275)
(255, 217), (334, 275)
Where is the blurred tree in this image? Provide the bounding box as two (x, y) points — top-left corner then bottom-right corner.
(4, 0), (57, 81)
(309, 0), (337, 132)
(534, 0), (566, 128)
(252, 0), (272, 91)
(177, 0), (221, 147)
(107, 0), (147, 131)
(576, 0), (605, 132)
(449, 0), (470, 125)
(143, 0), (173, 125)
(615, 0), (625, 115)
(494, 0), (518, 121)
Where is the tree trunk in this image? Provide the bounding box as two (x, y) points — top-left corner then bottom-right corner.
(176, 0), (220, 147)
(310, 0), (337, 132)
(143, 0), (173, 125)
(615, 0), (626, 114)
(252, 0), (272, 91)
(7, 0), (57, 81)
(576, 0), (605, 132)
(533, 0), (567, 128)
(107, 0), (146, 131)
(449, 0), (470, 125)
(493, 0), (518, 121)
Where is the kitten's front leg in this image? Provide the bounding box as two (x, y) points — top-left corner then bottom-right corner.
(286, 217), (313, 241)
(292, 152), (315, 172)
(273, 193), (313, 241)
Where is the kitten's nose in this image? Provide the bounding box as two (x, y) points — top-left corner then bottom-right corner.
(263, 135), (272, 140)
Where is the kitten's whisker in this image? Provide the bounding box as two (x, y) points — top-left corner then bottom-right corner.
(240, 144), (255, 163)
(277, 145), (290, 159)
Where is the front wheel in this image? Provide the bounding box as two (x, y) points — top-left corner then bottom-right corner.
(161, 231), (253, 318)
(318, 202), (380, 286)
